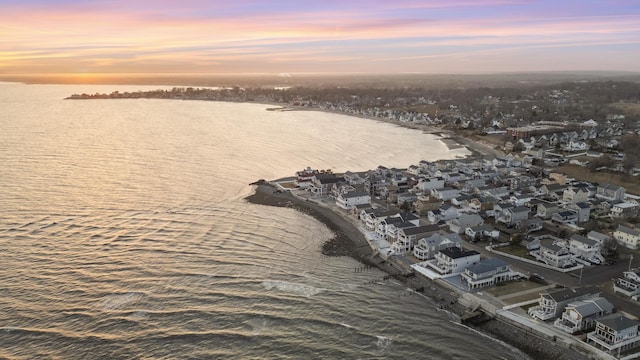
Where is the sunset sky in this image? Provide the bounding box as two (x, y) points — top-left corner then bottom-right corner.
(1, 0), (639, 75)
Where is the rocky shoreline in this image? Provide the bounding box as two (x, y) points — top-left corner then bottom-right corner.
(244, 180), (589, 360)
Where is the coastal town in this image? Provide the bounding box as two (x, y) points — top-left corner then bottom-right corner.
(264, 148), (640, 359)
(68, 76), (640, 359)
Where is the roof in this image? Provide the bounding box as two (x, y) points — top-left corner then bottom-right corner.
(439, 247), (480, 259)
(466, 258), (509, 275)
(574, 202), (591, 209)
(342, 190), (370, 198)
(587, 231), (610, 242)
(510, 206), (530, 213)
(566, 297), (614, 317)
(569, 234), (598, 246)
(597, 314), (638, 331)
(617, 225), (640, 237)
(545, 286), (600, 303)
(402, 224), (441, 236)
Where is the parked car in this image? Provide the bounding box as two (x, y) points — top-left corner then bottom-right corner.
(529, 273), (547, 284)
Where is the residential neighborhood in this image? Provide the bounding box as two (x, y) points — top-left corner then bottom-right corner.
(288, 156), (640, 358)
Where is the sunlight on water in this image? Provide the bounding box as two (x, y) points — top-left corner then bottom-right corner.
(0, 82), (528, 360)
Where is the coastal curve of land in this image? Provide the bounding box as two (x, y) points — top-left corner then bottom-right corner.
(245, 180), (587, 360)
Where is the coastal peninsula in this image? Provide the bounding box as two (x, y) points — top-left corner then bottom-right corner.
(245, 179), (590, 360)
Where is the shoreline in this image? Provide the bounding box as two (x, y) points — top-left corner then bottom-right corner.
(244, 180), (588, 360)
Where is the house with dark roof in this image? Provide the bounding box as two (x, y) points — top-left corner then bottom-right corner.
(553, 297), (614, 334)
(586, 314), (640, 356)
(412, 233), (461, 260)
(431, 247), (480, 275)
(613, 270), (640, 301)
(460, 258), (516, 290)
(528, 286), (601, 321)
(392, 224), (442, 255)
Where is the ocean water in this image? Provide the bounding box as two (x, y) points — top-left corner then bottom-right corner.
(0, 82), (527, 359)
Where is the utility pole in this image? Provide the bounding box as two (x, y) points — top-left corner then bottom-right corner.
(629, 254), (634, 271)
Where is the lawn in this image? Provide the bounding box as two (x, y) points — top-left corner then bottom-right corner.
(493, 244), (531, 259)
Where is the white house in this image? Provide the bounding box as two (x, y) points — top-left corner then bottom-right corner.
(336, 190), (371, 210)
(586, 314), (640, 356)
(614, 270), (640, 300)
(613, 225), (640, 250)
(553, 297), (614, 334)
(569, 234), (602, 263)
(392, 224), (441, 255)
(412, 233), (462, 260)
(460, 258), (516, 290)
(528, 286), (601, 321)
(430, 187), (460, 201)
(447, 213), (484, 234)
(431, 247), (480, 275)
(465, 224), (500, 241)
(610, 202), (638, 219)
(538, 238), (574, 268)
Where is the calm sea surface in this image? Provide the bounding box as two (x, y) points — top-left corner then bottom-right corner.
(0, 82), (528, 359)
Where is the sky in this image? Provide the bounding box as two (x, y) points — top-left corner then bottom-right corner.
(1, 0), (639, 75)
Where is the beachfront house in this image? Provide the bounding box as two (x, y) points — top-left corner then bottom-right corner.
(336, 190), (371, 210)
(460, 258), (516, 290)
(361, 208), (397, 231)
(414, 176), (445, 192)
(309, 173), (343, 197)
(392, 224), (441, 255)
(613, 270), (640, 301)
(553, 297), (614, 334)
(613, 225), (640, 250)
(412, 233), (462, 261)
(586, 315), (640, 356)
(431, 247), (480, 275)
(528, 286), (601, 321)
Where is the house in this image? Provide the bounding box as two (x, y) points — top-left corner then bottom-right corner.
(563, 187), (590, 204)
(430, 187), (460, 201)
(465, 224), (500, 242)
(295, 167), (320, 189)
(413, 194), (442, 215)
(553, 297), (614, 334)
(613, 270), (640, 300)
(361, 208), (397, 230)
(568, 202), (591, 223)
(377, 217), (414, 240)
(596, 184), (626, 201)
(537, 201), (560, 220)
(510, 194), (533, 207)
(586, 314), (640, 356)
(460, 258), (516, 290)
(569, 234), (602, 262)
(613, 225), (640, 250)
(447, 213), (484, 234)
(522, 217), (544, 233)
(528, 286), (601, 321)
(610, 202), (638, 219)
(538, 238), (574, 268)
(392, 224), (441, 255)
(336, 190), (371, 210)
(427, 204), (459, 224)
(587, 231), (611, 246)
(552, 210), (579, 225)
(412, 233), (462, 260)
(469, 197), (495, 213)
(431, 247), (481, 275)
(415, 177), (444, 192)
(497, 206), (530, 227)
(510, 175), (537, 191)
(309, 173), (343, 197)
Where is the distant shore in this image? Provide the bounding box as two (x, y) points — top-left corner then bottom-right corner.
(244, 180), (586, 360)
